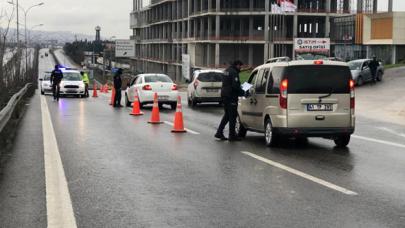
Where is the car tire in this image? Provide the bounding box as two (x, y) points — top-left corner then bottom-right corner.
(158, 103), (164, 109)
(265, 118), (279, 147)
(235, 116), (247, 138)
(356, 76), (364, 86)
(377, 71), (383, 82)
(140, 102), (145, 109)
(187, 97), (192, 106)
(334, 135), (351, 148)
(41, 90), (44, 95)
(125, 93), (131, 107)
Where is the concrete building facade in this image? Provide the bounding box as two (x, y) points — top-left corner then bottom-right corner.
(130, 0), (354, 81)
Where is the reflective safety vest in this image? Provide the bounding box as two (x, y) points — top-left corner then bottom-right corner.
(82, 73), (90, 84)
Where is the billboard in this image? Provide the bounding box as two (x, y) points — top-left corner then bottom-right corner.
(294, 38), (330, 53)
(115, 39), (136, 58)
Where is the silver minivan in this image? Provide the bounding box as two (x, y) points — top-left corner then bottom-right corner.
(236, 60), (355, 148)
(187, 70), (224, 107)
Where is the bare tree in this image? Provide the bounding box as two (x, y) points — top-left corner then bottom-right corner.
(0, 5), (16, 88)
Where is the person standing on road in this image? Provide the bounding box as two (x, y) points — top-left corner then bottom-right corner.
(50, 65), (63, 101)
(369, 56), (380, 83)
(215, 60), (245, 141)
(81, 71), (90, 97)
(113, 68), (123, 107)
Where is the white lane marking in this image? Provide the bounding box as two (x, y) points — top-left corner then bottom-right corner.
(352, 134), (405, 149)
(41, 96), (77, 228)
(242, 151), (358, 196)
(376, 127), (405, 138)
(164, 121), (200, 135)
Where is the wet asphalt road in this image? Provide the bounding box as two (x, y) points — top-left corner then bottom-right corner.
(0, 49), (405, 227)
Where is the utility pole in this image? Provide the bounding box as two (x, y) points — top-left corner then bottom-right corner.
(16, 0), (19, 48)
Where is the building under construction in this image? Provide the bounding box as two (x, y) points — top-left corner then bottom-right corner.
(130, 0), (385, 81)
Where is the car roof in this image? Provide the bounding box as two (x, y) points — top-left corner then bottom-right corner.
(138, 73), (169, 77)
(254, 60), (348, 71)
(195, 69), (224, 74)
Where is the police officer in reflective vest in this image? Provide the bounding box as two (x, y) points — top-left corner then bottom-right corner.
(215, 60), (245, 141)
(80, 71), (90, 97)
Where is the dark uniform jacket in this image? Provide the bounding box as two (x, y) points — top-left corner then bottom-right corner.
(369, 60), (380, 72)
(113, 74), (122, 90)
(221, 65), (245, 102)
(50, 69), (63, 85)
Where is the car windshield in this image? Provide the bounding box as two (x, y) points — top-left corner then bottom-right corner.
(348, 61), (363, 70)
(63, 72), (82, 81)
(43, 73), (51, 80)
(197, 72), (223, 82)
(144, 75), (172, 83)
(284, 65), (351, 94)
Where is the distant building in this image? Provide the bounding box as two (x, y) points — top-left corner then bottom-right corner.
(130, 0), (398, 81)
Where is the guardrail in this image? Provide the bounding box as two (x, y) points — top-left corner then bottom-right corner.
(0, 83), (32, 134)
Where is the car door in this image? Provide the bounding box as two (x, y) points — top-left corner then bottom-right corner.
(239, 70), (258, 128)
(250, 68), (269, 131)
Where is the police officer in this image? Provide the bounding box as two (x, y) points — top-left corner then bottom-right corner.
(50, 65), (63, 101)
(369, 56), (380, 84)
(80, 71), (90, 97)
(215, 60), (245, 141)
(113, 68), (123, 107)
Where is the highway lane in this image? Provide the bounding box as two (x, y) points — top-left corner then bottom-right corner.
(1, 49), (405, 227)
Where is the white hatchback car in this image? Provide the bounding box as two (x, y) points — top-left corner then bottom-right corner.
(125, 74), (178, 109)
(187, 70), (224, 107)
(59, 69), (86, 98)
(40, 71), (53, 95)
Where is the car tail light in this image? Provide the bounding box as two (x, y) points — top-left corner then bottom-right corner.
(280, 79), (288, 109)
(172, 84), (178, 91)
(350, 79), (355, 109)
(142, 84), (152, 91)
(314, 60), (324, 65)
(194, 80), (199, 89)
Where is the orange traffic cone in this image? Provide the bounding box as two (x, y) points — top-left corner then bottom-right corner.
(130, 90), (143, 116)
(109, 87), (116, 105)
(148, 93), (163, 124)
(171, 96), (186, 133)
(92, 81), (98, 97)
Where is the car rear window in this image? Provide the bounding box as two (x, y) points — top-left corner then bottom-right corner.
(285, 65), (351, 94)
(144, 75), (172, 83)
(197, 72), (223, 82)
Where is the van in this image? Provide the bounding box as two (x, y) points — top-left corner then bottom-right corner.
(236, 60), (355, 148)
(187, 70), (224, 107)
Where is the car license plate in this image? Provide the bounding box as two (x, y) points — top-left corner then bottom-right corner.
(206, 89), (219, 93)
(158, 96), (169, 100)
(67, 90), (77, 93)
(307, 104), (333, 111)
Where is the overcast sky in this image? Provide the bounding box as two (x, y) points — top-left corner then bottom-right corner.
(1, 0), (405, 40)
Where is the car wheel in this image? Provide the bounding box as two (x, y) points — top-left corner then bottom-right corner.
(377, 71), (383, 81)
(41, 90), (44, 95)
(356, 76), (364, 86)
(265, 118), (279, 147)
(125, 93), (131, 107)
(334, 135), (351, 148)
(140, 102), (145, 109)
(235, 116), (247, 138)
(158, 103), (164, 109)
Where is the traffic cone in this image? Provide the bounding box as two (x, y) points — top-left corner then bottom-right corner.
(92, 81), (98, 97)
(148, 93), (163, 124)
(109, 87), (116, 105)
(130, 90), (143, 116)
(171, 96), (186, 133)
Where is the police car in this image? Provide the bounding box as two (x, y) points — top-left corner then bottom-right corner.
(59, 68), (86, 98)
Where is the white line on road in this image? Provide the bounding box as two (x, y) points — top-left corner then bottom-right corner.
(241, 151), (358, 196)
(352, 134), (405, 149)
(164, 121), (200, 135)
(376, 127), (405, 138)
(41, 96), (77, 228)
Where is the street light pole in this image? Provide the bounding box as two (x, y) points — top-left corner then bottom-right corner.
(8, 1), (44, 74)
